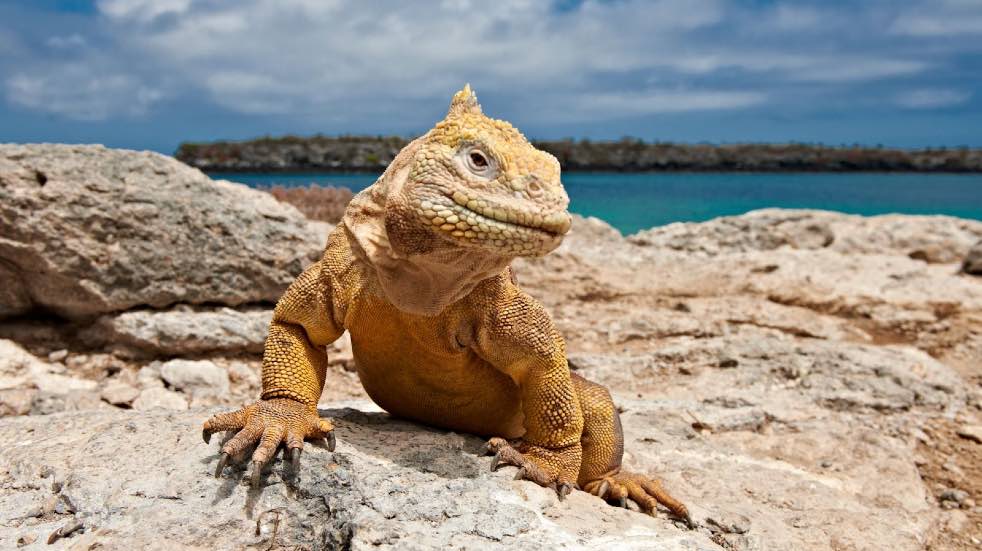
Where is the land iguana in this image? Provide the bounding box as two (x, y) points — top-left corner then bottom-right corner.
(203, 85), (690, 522)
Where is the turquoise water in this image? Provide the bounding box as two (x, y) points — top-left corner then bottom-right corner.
(210, 171), (982, 235)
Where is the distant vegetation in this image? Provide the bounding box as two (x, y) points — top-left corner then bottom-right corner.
(260, 184), (353, 223)
(176, 135), (982, 172)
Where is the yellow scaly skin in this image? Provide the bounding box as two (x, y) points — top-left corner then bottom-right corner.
(202, 86), (690, 522)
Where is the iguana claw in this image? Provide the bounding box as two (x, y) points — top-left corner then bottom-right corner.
(250, 461), (263, 488)
(597, 480), (610, 499)
(290, 448), (301, 472)
(214, 453), (230, 478)
(558, 482), (574, 501)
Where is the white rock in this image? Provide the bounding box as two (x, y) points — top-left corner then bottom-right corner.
(159, 359), (230, 397)
(132, 387), (188, 411)
(101, 380), (141, 407)
(136, 363), (164, 389)
(85, 307), (272, 357)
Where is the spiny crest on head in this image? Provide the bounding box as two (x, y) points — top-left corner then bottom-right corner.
(448, 84), (482, 117)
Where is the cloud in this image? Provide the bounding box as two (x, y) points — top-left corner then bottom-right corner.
(565, 89), (767, 121)
(6, 67), (163, 121)
(890, 0), (982, 36)
(895, 88), (972, 109)
(0, 0), (978, 138)
(769, 4), (824, 31)
(45, 33), (87, 49)
(96, 0), (192, 23)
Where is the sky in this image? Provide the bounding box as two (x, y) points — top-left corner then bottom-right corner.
(0, 0), (980, 153)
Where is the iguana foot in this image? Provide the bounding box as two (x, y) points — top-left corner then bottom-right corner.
(584, 471), (691, 526)
(485, 437), (579, 500)
(203, 398), (335, 486)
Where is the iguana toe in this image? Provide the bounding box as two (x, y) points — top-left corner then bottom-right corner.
(485, 437), (580, 499)
(585, 472), (690, 525)
(203, 398), (335, 484)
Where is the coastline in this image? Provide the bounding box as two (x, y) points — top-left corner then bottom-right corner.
(175, 136), (982, 173)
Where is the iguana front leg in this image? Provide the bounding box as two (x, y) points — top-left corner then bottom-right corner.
(474, 287), (584, 498)
(203, 259), (345, 485)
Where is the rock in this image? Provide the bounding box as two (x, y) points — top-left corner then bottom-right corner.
(329, 332), (355, 371)
(30, 389), (104, 415)
(939, 488), (969, 508)
(956, 424), (982, 444)
(0, 144), (325, 320)
(0, 407), (718, 550)
(226, 361), (260, 388)
(0, 339), (99, 417)
(100, 380), (141, 407)
(0, 388), (35, 416)
(131, 387), (188, 411)
(629, 209), (982, 261)
(964, 240), (982, 275)
(159, 359), (229, 399)
(84, 307), (272, 357)
(136, 363), (163, 389)
(47, 349), (67, 363)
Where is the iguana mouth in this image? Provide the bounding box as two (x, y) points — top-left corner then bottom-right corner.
(422, 193), (569, 234)
(448, 190), (572, 235)
(416, 191), (571, 254)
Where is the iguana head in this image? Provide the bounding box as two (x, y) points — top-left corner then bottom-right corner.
(344, 86), (572, 314)
(385, 85), (571, 258)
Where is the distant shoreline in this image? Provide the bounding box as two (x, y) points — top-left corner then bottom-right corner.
(204, 167), (982, 175)
(176, 135), (982, 173)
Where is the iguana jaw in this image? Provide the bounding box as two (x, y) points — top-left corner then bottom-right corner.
(415, 190), (571, 257)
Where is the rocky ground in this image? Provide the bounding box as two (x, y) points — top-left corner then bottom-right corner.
(1, 144), (981, 550)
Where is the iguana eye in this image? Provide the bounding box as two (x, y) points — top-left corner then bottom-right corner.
(469, 151), (488, 168)
(463, 147), (494, 176)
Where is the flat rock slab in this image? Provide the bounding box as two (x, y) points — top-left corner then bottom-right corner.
(0, 406), (714, 550)
(84, 308), (273, 357)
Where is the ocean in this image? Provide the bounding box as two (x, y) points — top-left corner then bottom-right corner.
(210, 171), (982, 235)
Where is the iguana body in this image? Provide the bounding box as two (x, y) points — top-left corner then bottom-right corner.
(203, 86), (689, 521)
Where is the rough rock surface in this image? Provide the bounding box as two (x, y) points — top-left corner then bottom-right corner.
(0, 144), (324, 320)
(0, 406), (719, 550)
(1, 148), (981, 550)
(629, 208), (982, 262)
(84, 307), (273, 357)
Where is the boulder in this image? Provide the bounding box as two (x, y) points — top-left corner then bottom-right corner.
(0, 144), (325, 320)
(84, 307), (272, 357)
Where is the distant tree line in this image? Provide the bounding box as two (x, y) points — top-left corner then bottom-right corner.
(175, 135), (982, 172)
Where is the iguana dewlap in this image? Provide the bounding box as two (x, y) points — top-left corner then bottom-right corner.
(203, 86), (689, 522)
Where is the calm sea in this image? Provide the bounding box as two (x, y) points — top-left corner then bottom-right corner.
(210, 171), (982, 235)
